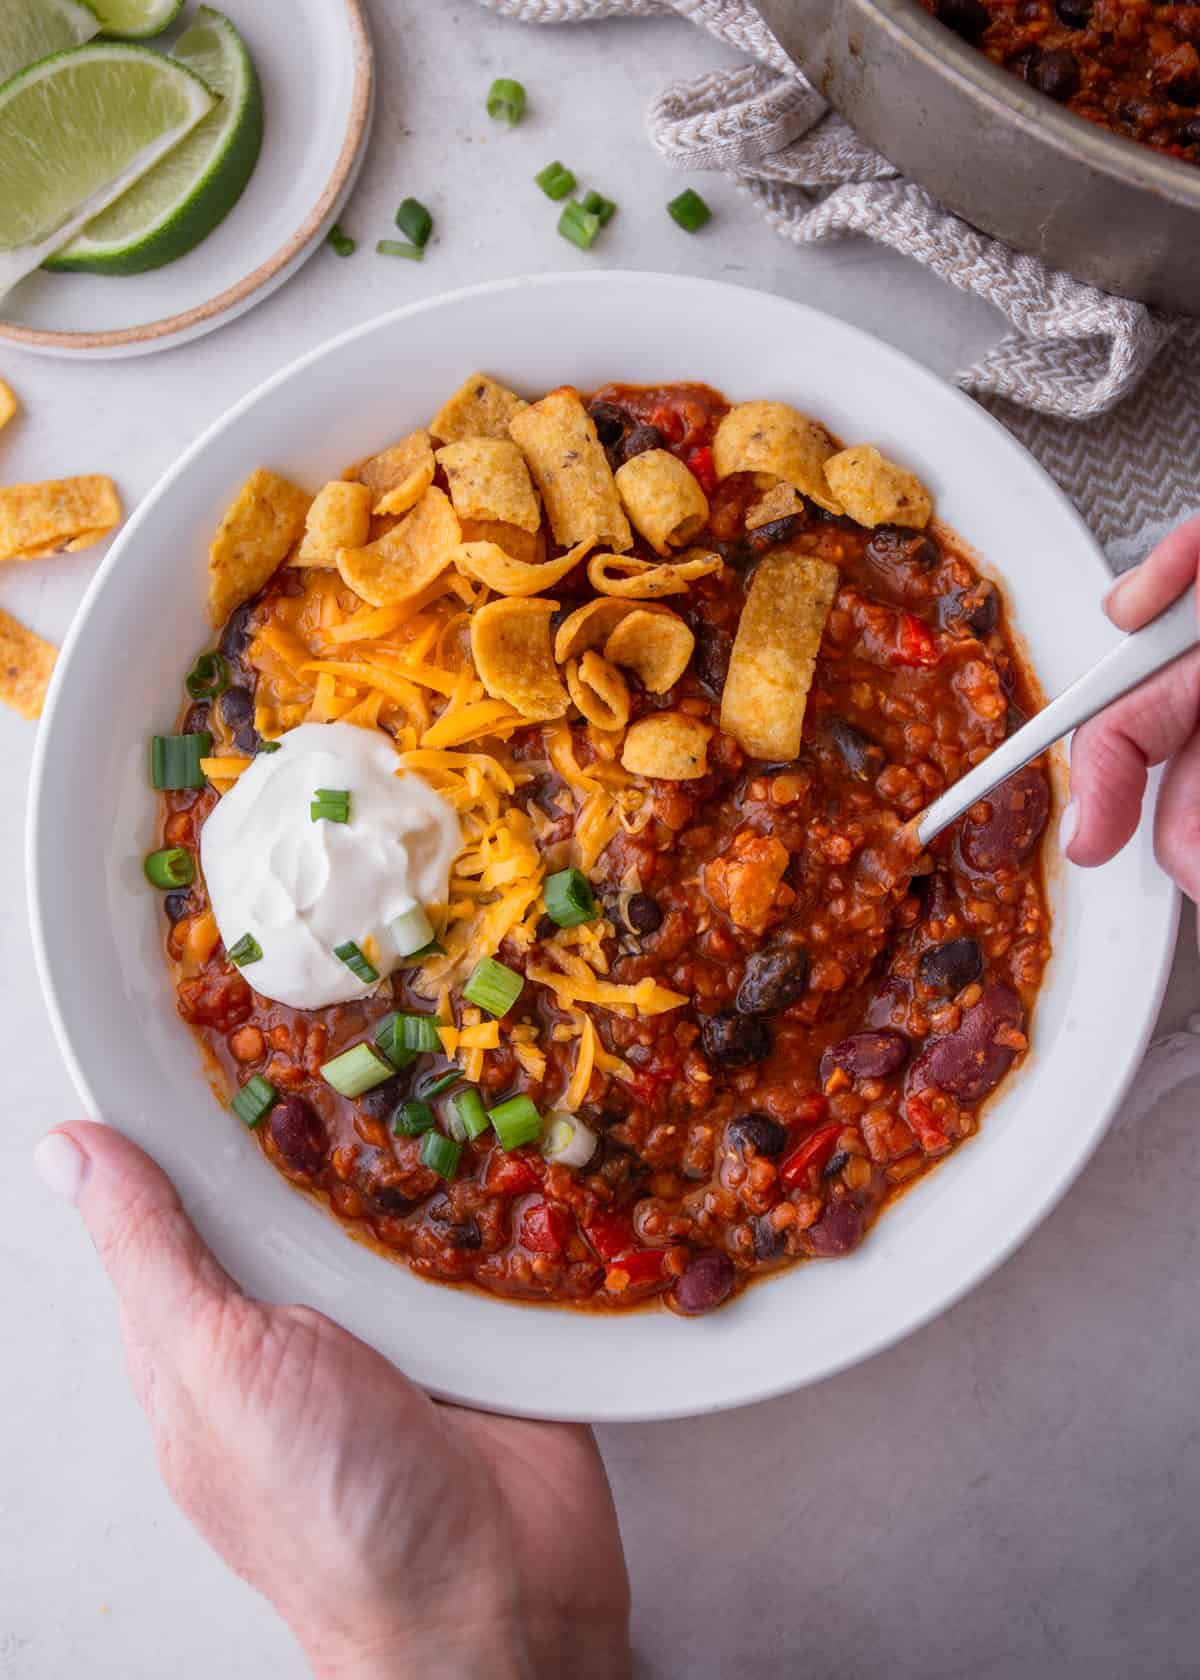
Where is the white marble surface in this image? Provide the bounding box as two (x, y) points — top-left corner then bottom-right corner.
(2, 4), (1198, 1676)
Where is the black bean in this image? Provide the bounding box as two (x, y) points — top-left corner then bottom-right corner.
(674, 1251), (736, 1315)
(707, 538), (753, 569)
(588, 400), (629, 449)
(1180, 116), (1200, 148)
(357, 1075), (409, 1120)
(966, 582), (1000, 635)
(752, 1214), (786, 1261)
(219, 600), (255, 661)
(934, 0), (989, 42)
(1168, 71), (1200, 107)
(748, 515), (803, 551)
(736, 946), (810, 1015)
(823, 1149), (851, 1179)
(269, 1099), (327, 1177)
(820, 1029), (910, 1084)
(692, 623), (732, 696)
(182, 701), (209, 735)
(625, 893), (663, 935)
(700, 1011), (773, 1068)
(805, 1197), (865, 1257)
(234, 724), (260, 754)
(866, 524), (940, 571)
(536, 913), (559, 942)
(372, 1185), (416, 1216)
(1054, 0), (1092, 24)
(960, 765), (1050, 872)
(620, 424), (664, 463)
(164, 890), (192, 924)
(727, 1113), (789, 1157)
(1027, 47), (1080, 101)
(220, 685), (254, 727)
(1005, 702), (1027, 738)
(918, 937), (984, 995)
(827, 718), (887, 780)
(444, 1220), (483, 1250)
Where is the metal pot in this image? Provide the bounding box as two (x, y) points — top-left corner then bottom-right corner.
(757, 0), (1200, 314)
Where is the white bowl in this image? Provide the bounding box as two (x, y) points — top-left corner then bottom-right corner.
(27, 273), (1178, 1421)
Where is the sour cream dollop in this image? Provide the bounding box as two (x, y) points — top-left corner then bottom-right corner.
(201, 722), (460, 1009)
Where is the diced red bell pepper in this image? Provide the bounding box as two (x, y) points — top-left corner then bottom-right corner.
(905, 1093), (953, 1157)
(520, 1199), (574, 1255)
(604, 1249), (667, 1291)
(779, 1122), (844, 1191)
(483, 1150), (543, 1196)
(686, 445), (717, 498)
(894, 612), (940, 668)
(584, 1207), (638, 1261)
(647, 403), (686, 446)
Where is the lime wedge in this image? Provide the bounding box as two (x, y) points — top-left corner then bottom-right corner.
(0, 0), (100, 85)
(89, 0), (183, 38)
(49, 8), (262, 275)
(0, 43), (215, 296)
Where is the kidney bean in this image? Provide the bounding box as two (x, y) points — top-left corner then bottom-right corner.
(673, 1251), (736, 1314)
(960, 765), (1050, 872)
(908, 982), (1024, 1104)
(736, 946), (810, 1015)
(866, 524), (940, 572)
(700, 1011), (773, 1067)
(918, 937), (983, 995)
(934, 0), (989, 42)
(620, 423), (664, 464)
(915, 870), (956, 924)
(804, 1198), (865, 1257)
(270, 1099), (327, 1177)
(819, 1028), (909, 1084)
(727, 1113), (789, 1157)
(827, 718), (887, 780)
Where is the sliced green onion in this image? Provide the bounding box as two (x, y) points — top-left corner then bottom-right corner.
(395, 197), (433, 247)
(373, 1012), (418, 1072)
(151, 732), (211, 790)
(393, 1099), (436, 1136)
(581, 188), (617, 226)
(558, 199), (602, 252)
(376, 238), (423, 261)
(447, 1087), (489, 1140)
(487, 76), (526, 124)
(311, 788), (351, 823)
(143, 846), (195, 890)
(420, 1129), (462, 1180)
(327, 223), (356, 257)
(395, 1012), (441, 1053)
(334, 940), (379, 984)
(185, 651), (231, 701)
(444, 1103), (468, 1144)
(463, 956), (524, 1018)
(535, 160), (576, 200)
(489, 1094), (543, 1151)
(227, 932), (263, 968)
(388, 903), (435, 958)
(321, 1042), (395, 1098)
(257, 740), (282, 754)
(543, 1113), (598, 1168)
(397, 936), (444, 967)
(667, 188), (712, 233)
(544, 867), (598, 928)
(230, 1074), (278, 1129)
(414, 1065), (463, 1101)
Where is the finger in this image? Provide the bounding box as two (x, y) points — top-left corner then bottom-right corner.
(1154, 727), (1200, 903)
(34, 1122), (237, 1350)
(1105, 514), (1200, 632)
(1066, 648), (1200, 866)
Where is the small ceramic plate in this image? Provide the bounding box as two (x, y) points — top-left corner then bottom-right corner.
(27, 275), (1179, 1420)
(0, 0), (373, 359)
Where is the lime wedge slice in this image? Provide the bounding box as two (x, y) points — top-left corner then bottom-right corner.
(49, 8), (262, 275)
(89, 0), (183, 38)
(0, 42), (215, 296)
(0, 0), (100, 85)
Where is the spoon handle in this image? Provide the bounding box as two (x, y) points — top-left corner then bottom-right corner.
(914, 583), (1199, 850)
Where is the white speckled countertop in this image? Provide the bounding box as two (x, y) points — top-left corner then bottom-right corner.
(2, 4), (1198, 1675)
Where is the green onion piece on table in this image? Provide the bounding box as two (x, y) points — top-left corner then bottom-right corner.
(227, 932), (263, 967)
(420, 1129), (462, 1180)
(321, 1042), (395, 1098)
(535, 161), (576, 201)
(311, 788), (351, 823)
(488, 1094), (543, 1151)
(447, 1087), (489, 1140)
(557, 199), (602, 252)
(388, 903), (434, 958)
(185, 651), (231, 700)
(327, 223), (356, 257)
(376, 238), (423, 261)
(414, 1066), (463, 1101)
(230, 1074), (278, 1129)
(151, 732), (211, 790)
(143, 846), (195, 890)
(373, 1012), (418, 1071)
(395, 197), (433, 247)
(463, 956), (524, 1017)
(667, 188), (711, 232)
(486, 76), (526, 124)
(544, 867), (598, 928)
(581, 189), (617, 226)
(334, 940), (379, 984)
(393, 1099), (435, 1136)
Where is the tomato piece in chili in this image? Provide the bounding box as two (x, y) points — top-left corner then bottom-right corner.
(520, 1200), (574, 1255)
(779, 1123), (843, 1192)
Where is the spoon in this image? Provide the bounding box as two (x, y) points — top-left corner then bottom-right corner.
(913, 583), (1199, 850)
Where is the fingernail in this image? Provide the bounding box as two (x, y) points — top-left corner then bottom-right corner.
(1059, 798), (1079, 858)
(33, 1133), (88, 1202)
(1103, 567), (1136, 619)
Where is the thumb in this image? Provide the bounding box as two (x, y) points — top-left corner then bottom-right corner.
(33, 1122), (237, 1353)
